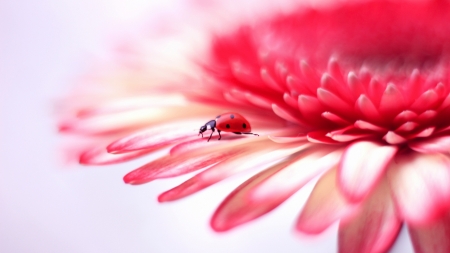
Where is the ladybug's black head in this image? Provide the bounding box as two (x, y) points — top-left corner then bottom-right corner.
(199, 125), (207, 136)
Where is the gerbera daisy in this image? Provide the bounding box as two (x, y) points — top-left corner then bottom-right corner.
(59, 0), (450, 252)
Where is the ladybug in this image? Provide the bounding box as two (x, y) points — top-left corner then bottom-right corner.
(198, 112), (259, 142)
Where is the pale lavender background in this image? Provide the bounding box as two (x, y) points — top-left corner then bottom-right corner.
(0, 0), (414, 252)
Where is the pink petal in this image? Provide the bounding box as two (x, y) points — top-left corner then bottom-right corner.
(250, 147), (343, 202)
(378, 83), (405, 117)
(409, 136), (450, 154)
(169, 136), (246, 156)
(347, 72), (366, 98)
(408, 212), (450, 253)
(245, 92), (273, 109)
(261, 68), (285, 93)
(298, 95), (325, 117)
(393, 110), (418, 125)
(158, 145), (309, 202)
(296, 168), (359, 234)
(355, 95), (383, 123)
(124, 150), (241, 185)
(383, 131), (407, 144)
(272, 103), (306, 125)
(307, 130), (341, 144)
(283, 93), (298, 109)
(107, 121), (199, 153)
(268, 135), (307, 143)
(354, 120), (387, 132)
(321, 73), (351, 102)
(338, 180), (402, 253)
(338, 141), (397, 202)
(322, 111), (352, 125)
(317, 88), (353, 117)
(79, 147), (153, 165)
(300, 60), (321, 94)
(387, 152), (450, 226)
(210, 147), (342, 231)
(410, 89), (439, 114)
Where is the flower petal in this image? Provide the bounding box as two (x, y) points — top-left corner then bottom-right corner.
(296, 168), (359, 234)
(409, 136), (450, 154)
(107, 121), (200, 153)
(338, 141), (397, 202)
(79, 146), (153, 165)
(124, 149), (242, 185)
(209, 148), (342, 231)
(158, 145), (309, 202)
(387, 152), (450, 225)
(338, 180), (401, 253)
(408, 212), (450, 253)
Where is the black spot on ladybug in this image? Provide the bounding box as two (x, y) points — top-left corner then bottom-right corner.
(226, 124), (230, 129)
(216, 115), (221, 119)
(230, 114), (235, 119)
(242, 123), (247, 129)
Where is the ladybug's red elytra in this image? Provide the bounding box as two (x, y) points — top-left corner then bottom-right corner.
(198, 112), (259, 142)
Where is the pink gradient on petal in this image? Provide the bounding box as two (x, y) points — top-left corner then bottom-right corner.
(124, 150), (242, 185)
(387, 152), (450, 226)
(338, 180), (402, 253)
(106, 120), (202, 153)
(296, 168), (359, 234)
(338, 141), (397, 202)
(79, 146), (154, 165)
(409, 212), (450, 253)
(158, 144), (309, 202)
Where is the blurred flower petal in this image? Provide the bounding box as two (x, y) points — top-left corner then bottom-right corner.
(387, 152), (450, 225)
(338, 180), (401, 253)
(296, 168), (359, 234)
(338, 141), (397, 202)
(408, 212), (450, 253)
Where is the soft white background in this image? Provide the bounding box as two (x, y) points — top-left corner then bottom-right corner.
(1, 0), (414, 252)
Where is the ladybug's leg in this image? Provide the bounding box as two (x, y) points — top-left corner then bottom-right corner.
(242, 132), (259, 136)
(218, 130), (222, 140)
(207, 128), (215, 142)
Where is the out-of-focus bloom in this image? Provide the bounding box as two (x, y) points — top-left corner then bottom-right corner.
(59, 0), (450, 252)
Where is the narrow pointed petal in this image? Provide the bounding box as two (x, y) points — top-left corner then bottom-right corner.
(410, 90), (439, 113)
(355, 95), (383, 123)
(283, 93), (298, 109)
(210, 148), (342, 232)
(383, 131), (407, 144)
(250, 148), (343, 202)
(338, 180), (401, 253)
(338, 141), (397, 202)
(261, 68), (285, 93)
(317, 88), (353, 116)
(272, 104), (306, 125)
(354, 120), (387, 132)
(107, 121), (199, 153)
(124, 150), (241, 185)
(158, 145), (308, 202)
(347, 72), (366, 97)
(322, 112), (352, 125)
(245, 92), (274, 109)
(408, 212), (450, 253)
(300, 60), (320, 94)
(210, 160), (294, 232)
(296, 168), (359, 234)
(379, 83), (405, 117)
(79, 147), (153, 165)
(307, 130), (341, 144)
(393, 110), (418, 125)
(268, 135), (307, 143)
(387, 153), (450, 225)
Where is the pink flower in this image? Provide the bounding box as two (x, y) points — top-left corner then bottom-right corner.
(59, 0), (450, 252)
